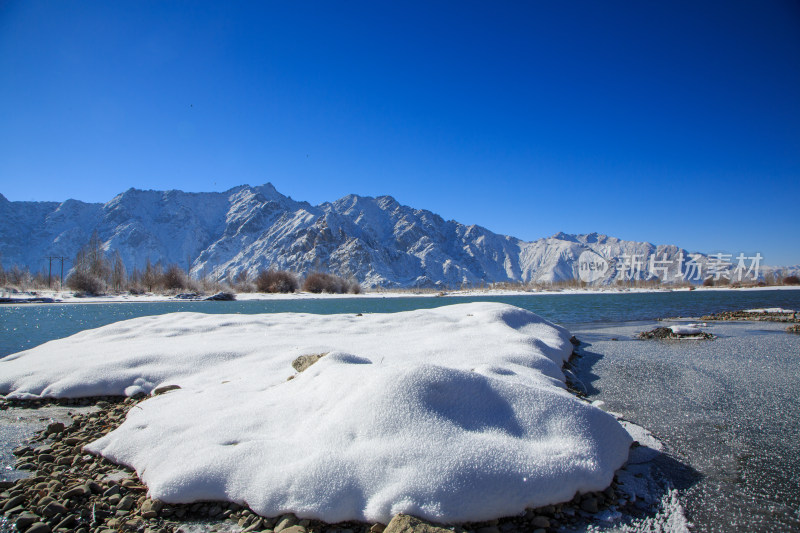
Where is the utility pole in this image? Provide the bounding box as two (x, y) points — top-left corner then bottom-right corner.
(46, 256), (68, 289)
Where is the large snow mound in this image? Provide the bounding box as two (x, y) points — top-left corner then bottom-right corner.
(0, 303), (632, 523)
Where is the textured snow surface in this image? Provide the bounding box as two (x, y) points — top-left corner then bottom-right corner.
(0, 303), (632, 523)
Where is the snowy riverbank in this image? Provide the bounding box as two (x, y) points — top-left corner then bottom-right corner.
(3, 284), (800, 305)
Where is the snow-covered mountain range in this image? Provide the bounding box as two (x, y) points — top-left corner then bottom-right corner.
(0, 184), (794, 288)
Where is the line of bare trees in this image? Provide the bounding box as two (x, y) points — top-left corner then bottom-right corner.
(234, 269), (360, 294)
(0, 232), (361, 296)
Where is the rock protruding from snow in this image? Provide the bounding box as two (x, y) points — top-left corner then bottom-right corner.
(0, 303), (632, 524)
(291, 352), (327, 372)
(383, 514), (452, 533)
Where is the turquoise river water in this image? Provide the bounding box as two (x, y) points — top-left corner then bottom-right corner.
(3, 289), (800, 357)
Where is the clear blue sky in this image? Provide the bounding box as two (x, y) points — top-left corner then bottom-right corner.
(1, 1), (799, 264)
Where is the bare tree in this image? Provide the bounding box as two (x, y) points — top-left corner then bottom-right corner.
(8, 265), (30, 287)
(142, 258), (160, 292)
(255, 269), (298, 293)
(73, 231), (110, 279)
(163, 264), (188, 291)
(111, 250), (126, 292)
(302, 272), (359, 294)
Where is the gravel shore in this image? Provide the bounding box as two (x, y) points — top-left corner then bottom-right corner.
(699, 309), (799, 322)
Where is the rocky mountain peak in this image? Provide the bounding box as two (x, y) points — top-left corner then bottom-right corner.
(1, 184), (791, 287)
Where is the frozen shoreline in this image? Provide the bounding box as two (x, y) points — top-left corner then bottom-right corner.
(570, 318), (800, 531)
(3, 284), (799, 306)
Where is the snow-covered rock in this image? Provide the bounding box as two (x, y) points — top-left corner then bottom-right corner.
(669, 325), (703, 335)
(0, 303), (632, 523)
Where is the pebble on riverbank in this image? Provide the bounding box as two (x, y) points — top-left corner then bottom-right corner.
(0, 392), (642, 533)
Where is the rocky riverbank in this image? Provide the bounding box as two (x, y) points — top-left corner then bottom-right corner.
(699, 309), (798, 322)
(0, 389), (644, 533)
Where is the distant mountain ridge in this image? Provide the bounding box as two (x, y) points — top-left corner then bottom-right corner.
(0, 184), (795, 288)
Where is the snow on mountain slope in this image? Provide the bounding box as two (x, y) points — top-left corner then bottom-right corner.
(0, 193), (103, 268)
(0, 185), (784, 288)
